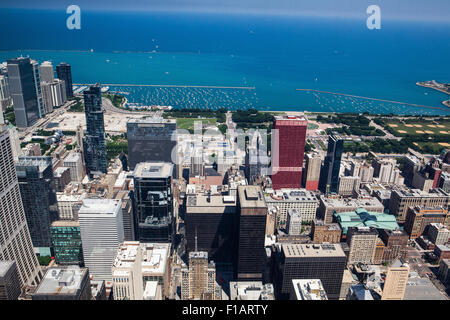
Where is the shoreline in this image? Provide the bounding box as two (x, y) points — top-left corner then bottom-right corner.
(416, 82), (450, 109)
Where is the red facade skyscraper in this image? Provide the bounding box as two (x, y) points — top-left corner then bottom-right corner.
(271, 115), (308, 189)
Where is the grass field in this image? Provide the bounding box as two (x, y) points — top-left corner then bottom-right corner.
(386, 119), (450, 136)
(176, 118), (217, 131)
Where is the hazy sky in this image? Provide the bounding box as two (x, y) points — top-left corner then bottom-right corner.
(1, 0), (449, 22)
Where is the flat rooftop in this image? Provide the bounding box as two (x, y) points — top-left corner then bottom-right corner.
(292, 279), (328, 300)
(78, 198), (121, 215)
(0, 261), (15, 278)
(16, 156), (52, 171)
(127, 117), (176, 125)
(404, 277), (447, 300)
(320, 195), (384, 209)
(282, 243), (346, 259)
(186, 194), (236, 214)
(112, 242), (170, 276)
(51, 220), (80, 227)
(238, 185), (267, 208)
(265, 189), (318, 203)
(63, 152), (82, 163)
(133, 162), (173, 179)
(35, 267), (87, 296)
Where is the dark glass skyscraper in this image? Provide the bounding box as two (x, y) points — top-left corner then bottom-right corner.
(56, 62), (73, 98)
(82, 84), (107, 177)
(126, 118), (178, 171)
(6, 57), (41, 128)
(15, 156), (58, 249)
(133, 162), (174, 243)
(236, 185), (267, 281)
(319, 134), (344, 194)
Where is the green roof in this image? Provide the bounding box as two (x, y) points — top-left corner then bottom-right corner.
(334, 208), (399, 235)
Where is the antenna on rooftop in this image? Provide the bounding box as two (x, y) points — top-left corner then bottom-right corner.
(195, 227), (198, 252)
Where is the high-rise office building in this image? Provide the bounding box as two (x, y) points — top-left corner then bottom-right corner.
(286, 209), (302, 235)
(236, 185), (267, 281)
(381, 260), (409, 300)
(0, 74), (13, 110)
(133, 162), (174, 243)
(56, 62), (73, 98)
(32, 266), (92, 300)
(78, 199), (124, 282)
(126, 118), (178, 171)
(82, 84), (107, 177)
(275, 243), (347, 300)
(0, 126), (42, 287)
(346, 226), (378, 265)
(112, 241), (170, 300)
(115, 191), (135, 241)
(41, 79), (67, 113)
(379, 229), (408, 263)
(185, 193), (237, 269)
(0, 261), (22, 300)
(15, 156), (58, 251)
(404, 206), (450, 239)
(50, 220), (83, 266)
(319, 134), (344, 194)
(63, 152), (84, 182)
(271, 115), (308, 189)
(39, 61), (54, 83)
(304, 152), (321, 191)
(181, 251), (217, 300)
(6, 57), (41, 128)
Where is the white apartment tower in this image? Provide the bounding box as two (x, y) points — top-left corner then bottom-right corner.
(0, 125), (43, 287)
(79, 198), (124, 282)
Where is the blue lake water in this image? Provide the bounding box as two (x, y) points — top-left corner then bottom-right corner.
(0, 9), (449, 114)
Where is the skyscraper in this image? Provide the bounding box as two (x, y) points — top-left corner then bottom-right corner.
(181, 251), (217, 300)
(82, 84), (107, 177)
(304, 152), (321, 191)
(133, 162), (174, 243)
(39, 61), (54, 83)
(0, 74), (13, 110)
(50, 220), (83, 266)
(271, 115), (308, 189)
(0, 125), (42, 287)
(126, 118), (177, 171)
(6, 57), (41, 128)
(56, 62), (73, 98)
(319, 134), (344, 194)
(381, 260), (409, 300)
(236, 185), (267, 281)
(78, 198), (124, 282)
(15, 156), (58, 253)
(275, 243), (346, 300)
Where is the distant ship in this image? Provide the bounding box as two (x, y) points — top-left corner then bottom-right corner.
(90, 48), (94, 52)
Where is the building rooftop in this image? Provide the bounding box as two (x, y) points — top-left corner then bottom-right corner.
(292, 279), (328, 300)
(63, 152), (82, 163)
(282, 243), (346, 258)
(320, 195), (384, 209)
(56, 192), (87, 202)
(78, 198), (121, 216)
(112, 242), (170, 276)
(16, 156), (52, 172)
(186, 194), (236, 214)
(265, 188), (319, 203)
(334, 208), (400, 235)
(238, 185), (267, 208)
(404, 277), (447, 300)
(313, 219), (341, 231)
(127, 117), (176, 125)
(34, 267), (87, 296)
(133, 162), (173, 179)
(0, 261), (15, 278)
(229, 282), (275, 300)
(51, 220), (80, 227)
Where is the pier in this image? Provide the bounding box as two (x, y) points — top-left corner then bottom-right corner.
(296, 88), (449, 111)
(73, 83), (256, 90)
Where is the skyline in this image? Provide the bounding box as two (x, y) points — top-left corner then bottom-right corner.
(0, 0), (449, 23)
